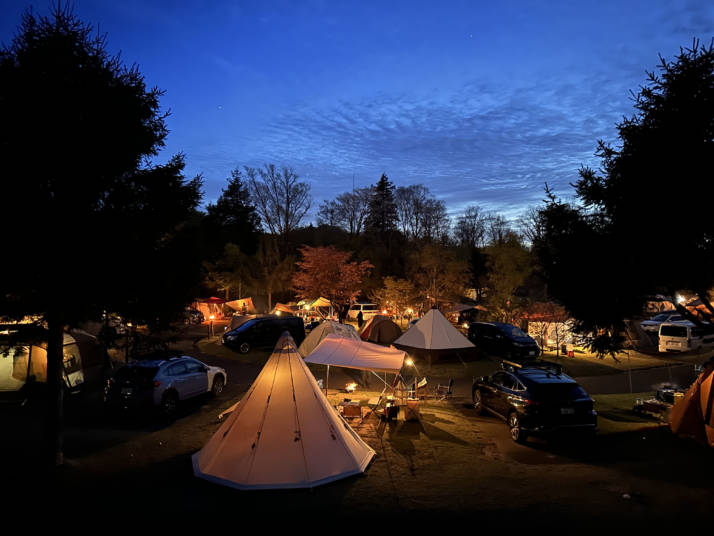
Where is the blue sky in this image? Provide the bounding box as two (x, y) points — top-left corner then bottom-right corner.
(2, 0), (713, 221)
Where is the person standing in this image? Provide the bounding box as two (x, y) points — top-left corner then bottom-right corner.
(357, 310), (364, 328)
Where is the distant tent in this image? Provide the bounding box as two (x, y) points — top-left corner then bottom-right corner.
(359, 315), (402, 345)
(194, 297), (226, 319)
(193, 333), (375, 490)
(393, 309), (474, 353)
(225, 297), (256, 314)
(670, 361), (714, 447)
(271, 303), (298, 315)
(305, 334), (406, 374)
(298, 321), (359, 357)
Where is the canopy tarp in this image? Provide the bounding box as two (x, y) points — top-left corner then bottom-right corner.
(193, 333), (375, 490)
(444, 303), (488, 314)
(305, 334), (406, 374)
(359, 315), (402, 345)
(310, 297), (332, 308)
(225, 298), (256, 313)
(670, 361), (714, 447)
(298, 320), (359, 357)
(394, 308), (474, 351)
(271, 302), (298, 315)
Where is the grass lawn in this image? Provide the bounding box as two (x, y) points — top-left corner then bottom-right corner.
(592, 392), (665, 435)
(538, 349), (692, 377)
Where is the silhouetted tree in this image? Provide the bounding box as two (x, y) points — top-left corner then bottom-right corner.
(535, 40), (714, 356)
(0, 6), (202, 464)
(245, 164), (311, 250)
(204, 168), (261, 258)
(365, 174), (398, 234)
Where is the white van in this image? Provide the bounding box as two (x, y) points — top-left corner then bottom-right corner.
(658, 322), (714, 352)
(347, 303), (379, 321)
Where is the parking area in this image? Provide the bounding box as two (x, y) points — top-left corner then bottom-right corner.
(4, 327), (714, 524)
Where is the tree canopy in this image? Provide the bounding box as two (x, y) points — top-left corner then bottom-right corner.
(0, 5), (202, 463)
(534, 40), (714, 356)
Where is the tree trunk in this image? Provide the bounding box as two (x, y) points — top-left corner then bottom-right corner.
(45, 314), (65, 466)
(696, 290), (714, 322)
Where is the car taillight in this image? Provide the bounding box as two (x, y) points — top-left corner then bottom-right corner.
(524, 399), (540, 406)
(154, 381), (161, 388)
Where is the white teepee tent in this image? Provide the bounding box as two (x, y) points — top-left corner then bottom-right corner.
(298, 320), (360, 357)
(193, 333), (375, 490)
(394, 308), (474, 351)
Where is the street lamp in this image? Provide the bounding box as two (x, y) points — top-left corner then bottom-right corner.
(209, 314), (215, 338)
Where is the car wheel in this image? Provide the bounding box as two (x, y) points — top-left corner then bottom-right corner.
(211, 375), (224, 396)
(472, 389), (483, 415)
(239, 342), (250, 354)
(161, 391), (178, 418)
(508, 411), (527, 443)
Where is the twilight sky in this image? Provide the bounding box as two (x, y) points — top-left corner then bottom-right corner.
(2, 0), (713, 221)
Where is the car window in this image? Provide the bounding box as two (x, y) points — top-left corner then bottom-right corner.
(500, 374), (516, 390)
(660, 325), (688, 337)
(185, 361), (205, 373)
(349, 305), (359, 311)
(167, 362), (188, 376)
(363, 305), (378, 311)
(498, 324), (528, 338)
(491, 372), (508, 386)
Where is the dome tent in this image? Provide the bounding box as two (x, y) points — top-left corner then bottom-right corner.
(359, 315), (402, 345)
(193, 333), (375, 490)
(298, 320), (360, 357)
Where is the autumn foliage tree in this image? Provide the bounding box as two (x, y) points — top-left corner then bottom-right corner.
(292, 246), (373, 319)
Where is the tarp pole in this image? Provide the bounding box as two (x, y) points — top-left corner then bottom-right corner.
(326, 365), (330, 397)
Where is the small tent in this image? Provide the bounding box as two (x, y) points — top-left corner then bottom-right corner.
(298, 320), (359, 357)
(393, 308), (474, 354)
(193, 333), (375, 489)
(359, 315), (402, 345)
(670, 361), (714, 447)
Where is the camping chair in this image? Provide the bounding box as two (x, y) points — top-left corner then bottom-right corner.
(434, 378), (454, 401)
(408, 377), (428, 400)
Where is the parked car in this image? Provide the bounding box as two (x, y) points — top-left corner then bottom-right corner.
(658, 321), (714, 352)
(183, 308), (205, 325)
(104, 356), (226, 416)
(222, 315), (306, 353)
(640, 312), (686, 333)
(472, 360), (597, 443)
(347, 303), (380, 321)
(467, 322), (540, 359)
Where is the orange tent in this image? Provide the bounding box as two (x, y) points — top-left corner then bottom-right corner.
(670, 362), (714, 446)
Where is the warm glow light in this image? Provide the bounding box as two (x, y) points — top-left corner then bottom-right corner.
(405, 358), (414, 367)
(345, 382), (357, 392)
(406, 308), (413, 314)
(209, 314), (215, 320)
(382, 309), (387, 314)
(675, 293), (685, 305)
(276, 310), (281, 316)
(462, 322), (469, 328)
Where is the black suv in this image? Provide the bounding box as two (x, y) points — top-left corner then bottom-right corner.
(222, 315), (305, 353)
(468, 322), (540, 360)
(472, 360), (597, 443)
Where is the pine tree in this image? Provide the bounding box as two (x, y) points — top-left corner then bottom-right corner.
(365, 173), (398, 234)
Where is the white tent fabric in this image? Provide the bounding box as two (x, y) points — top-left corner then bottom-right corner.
(394, 308), (474, 351)
(193, 333), (375, 490)
(298, 320), (359, 357)
(304, 333), (406, 373)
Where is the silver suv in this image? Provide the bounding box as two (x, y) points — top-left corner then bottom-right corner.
(104, 356), (226, 416)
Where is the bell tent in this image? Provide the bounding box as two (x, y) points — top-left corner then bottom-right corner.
(359, 315), (402, 345)
(193, 333), (375, 490)
(394, 308), (474, 354)
(298, 320), (360, 357)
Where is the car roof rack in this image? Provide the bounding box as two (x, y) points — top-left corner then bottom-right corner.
(501, 359), (563, 376)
